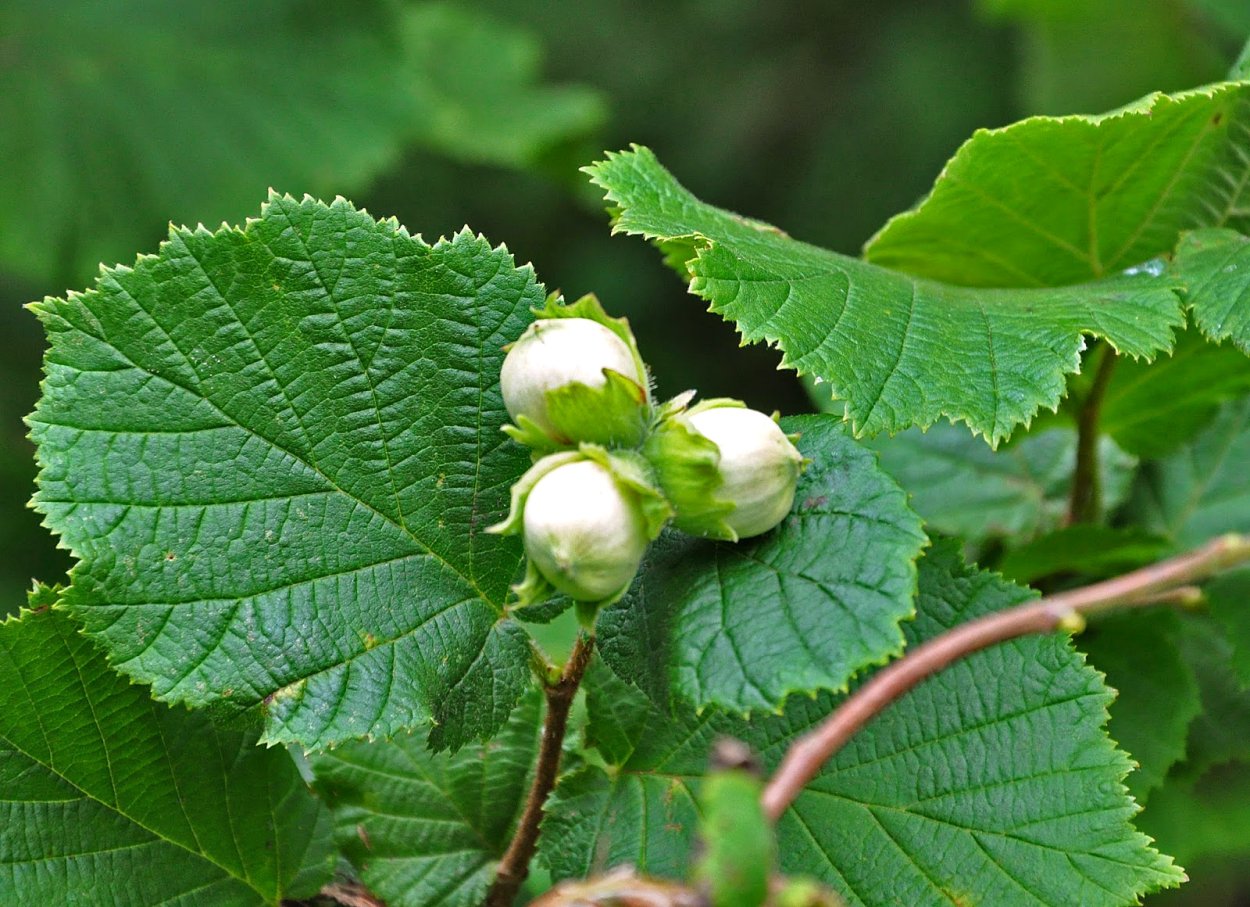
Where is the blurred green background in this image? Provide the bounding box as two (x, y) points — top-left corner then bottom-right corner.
(2, 0), (1248, 902)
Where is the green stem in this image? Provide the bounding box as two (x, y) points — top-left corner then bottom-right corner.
(1067, 346), (1118, 525)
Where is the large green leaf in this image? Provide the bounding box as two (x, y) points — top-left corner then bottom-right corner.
(868, 423), (1135, 545)
(538, 658), (702, 883)
(596, 415), (926, 714)
(311, 689), (542, 907)
(1078, 611), (1202, 804)
(1171, 228), (1250, 355)
(587, 146), (1185, 445)
(29, 194), (539, 751)
(0, 0), (602, 286)
(1128, 396), (1250, 547)
(862, 84), (1250, 287)
(544, 543), (1182, 906)
(0, 605), (334, 905)
(1100, 327), (1250, 458)
(1173, 615), (1250, 779)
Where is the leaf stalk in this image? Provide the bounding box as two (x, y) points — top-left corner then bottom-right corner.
(1067, 346), (1119, 525)
(487, 632), (596, 906)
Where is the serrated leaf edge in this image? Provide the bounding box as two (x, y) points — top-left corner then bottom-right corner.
(583, 146), (1186, 448)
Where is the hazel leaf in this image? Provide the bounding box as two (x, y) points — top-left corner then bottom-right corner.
(30, 194), (540, 752)
(544, 543), (1183, 906)
(0, 605), (335, 905)
(587, 145), (1186, 445)
(597, 414), (927, 714)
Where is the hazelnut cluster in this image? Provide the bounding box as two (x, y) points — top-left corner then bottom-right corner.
(489, 295), (803, 611)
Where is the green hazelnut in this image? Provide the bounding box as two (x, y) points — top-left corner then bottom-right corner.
(686, 406), (803, 539)
(521, 458), (649, 602)
(501, 317), (647, 447)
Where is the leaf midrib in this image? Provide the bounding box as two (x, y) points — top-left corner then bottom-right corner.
(0, 680), (268, 902)
(44, 279), (502, 614)
(269, 202), (409, 536)
(799, 790), (1161, 872)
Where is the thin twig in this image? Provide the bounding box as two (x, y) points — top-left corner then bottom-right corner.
(528, 868), (703, 906)
(760, 534), (1250, 822)
(1067, 346), (1118, 525)
(486, 632), (596, 907)
(319, 880), (387, 907)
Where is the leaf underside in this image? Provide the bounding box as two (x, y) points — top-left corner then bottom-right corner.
(30, 194), (539, 751)
(0, 606), (334, 905)
(1172, 228), (1250, 355)
(1127, 396), (1250, 548)
(597, 414), (927, 714)
(587, 145), (1187, 445)
(868, 423), (1135, 546)
(543, 543), (1183, 906)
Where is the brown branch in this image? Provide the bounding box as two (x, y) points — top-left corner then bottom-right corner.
(528, 868), (704, 906)
(760, 534), (1250, 822)
(1067, 345), (1118, 525)
(486, 632), (596, 907)
(319, 880), (386, 907)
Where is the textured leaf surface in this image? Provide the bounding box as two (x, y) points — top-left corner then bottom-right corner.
(588, 146), (1185, 444)
(1172, 228), (1250, 354)
(1078, 612), (1202, 803)
(545, 543), (1182, 906)
(1173, 616), (1250, 779)
(0, 0), (602, 285)
(1100, 328), (1250, 458)
(539, 659), (701, 883)
(597, 415), (926, 714)
(863, 84), (1250, 287)
(0, 606), (334, 905)
(30, 194), (539, 751)
(1128, 396), (1250, 547)
(311, 690), (542, 907)
(868, 424), (1134, 545)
